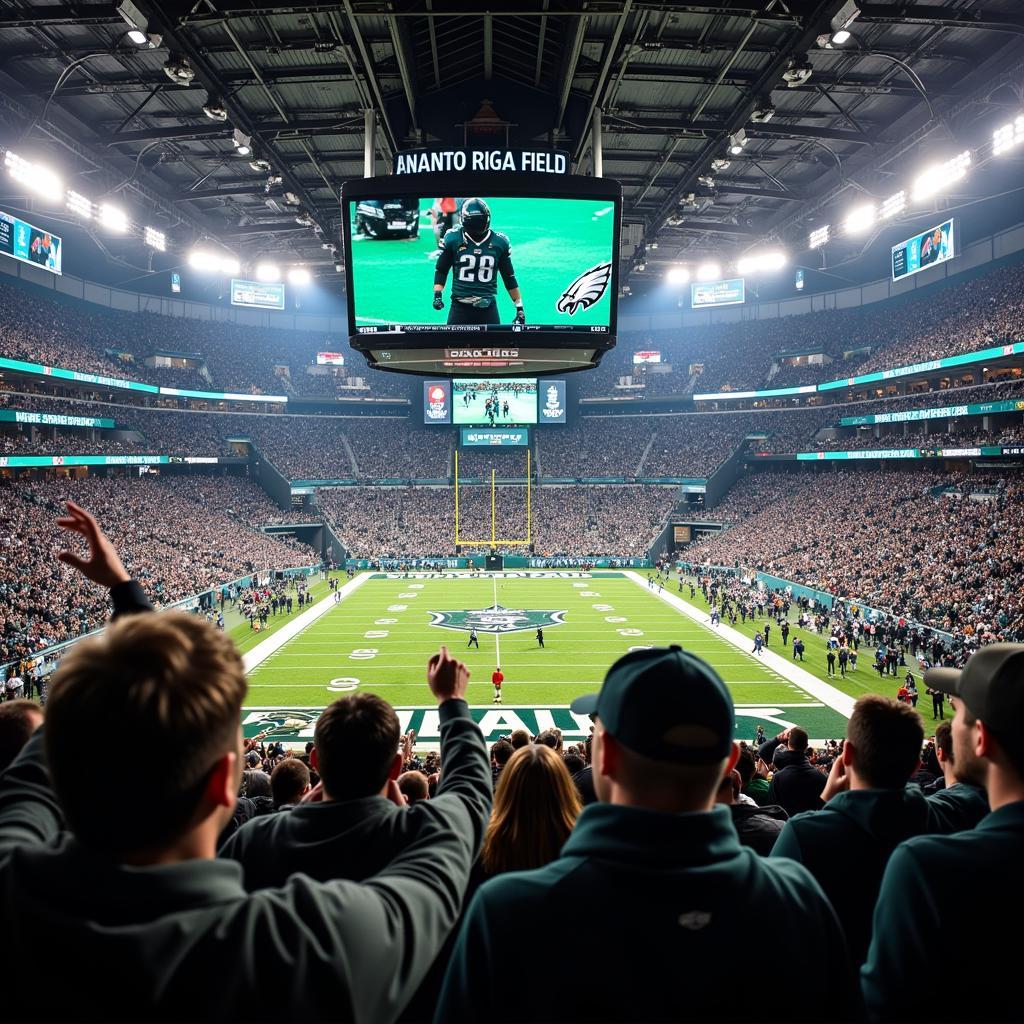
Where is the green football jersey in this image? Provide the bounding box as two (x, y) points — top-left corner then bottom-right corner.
(438, 228), (513, 308)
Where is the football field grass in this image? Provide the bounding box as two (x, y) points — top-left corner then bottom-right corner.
(242, 571), (856, 747)
(349, 197), (614, 328)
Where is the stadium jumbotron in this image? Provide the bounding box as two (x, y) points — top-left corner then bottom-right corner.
(0, 1), (1023, 1019)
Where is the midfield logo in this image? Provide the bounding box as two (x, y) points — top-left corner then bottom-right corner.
(428, 603), (567, 634)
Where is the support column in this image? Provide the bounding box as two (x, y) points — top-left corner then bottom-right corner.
(591, 106), (603, 177)
(364, 108), (376, 178)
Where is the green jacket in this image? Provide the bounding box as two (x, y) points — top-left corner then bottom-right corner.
(0, 700), (490, 1023)
(771, 783), (988, 964)
(861, 800), (1024, 1022)
(436, 802), (858, 1022)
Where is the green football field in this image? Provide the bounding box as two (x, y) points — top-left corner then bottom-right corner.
(240, 571), (857, 748)
(349, 197), (614, 328)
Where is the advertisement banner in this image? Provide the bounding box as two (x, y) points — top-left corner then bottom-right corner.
(230, 278), (286, 311)
(538, 378), (567, 423)
(460, 428), (529, 446)
(2, 410), (114, 428)
(691, 277), (745, 308)
(633, 351), (662, 364)
(316, 352), (346, 365)
(423, 380), (452, 424)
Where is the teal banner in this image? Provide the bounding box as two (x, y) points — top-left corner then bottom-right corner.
(841, 397), (1024, 426)
(0, 356), (158, 393)
(0, 454), (169, 468)
(0, 409), (115, 428)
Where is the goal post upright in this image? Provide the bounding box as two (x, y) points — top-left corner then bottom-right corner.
(453, 447), (534, 548)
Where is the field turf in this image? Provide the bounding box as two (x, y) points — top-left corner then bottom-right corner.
(241, 571), (859, 747)
(349, 197), (615, 328)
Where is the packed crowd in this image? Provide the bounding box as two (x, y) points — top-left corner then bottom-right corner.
(0, 512), (1016, 1021)
(685, 468), (1024, 644)
(317, 484), (675, 558)
(0, 475), (316, 664)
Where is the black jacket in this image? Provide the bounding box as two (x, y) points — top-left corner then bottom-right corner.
(768, 759), (827, 817)
(728, 801), (789, 856)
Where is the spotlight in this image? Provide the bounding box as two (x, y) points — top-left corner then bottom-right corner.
(255, 262), (280, 282)
(736, 251), (787, 274)
(249, 157), (272, 173)
(831, 29), (851, 44)
(287, 267), (311, 285)
(188, 250), (220, 271)
(711, 158), (731, 171)
(666, 266), (690, 285)
(99, 203), (127, 232)
(911, 151), (970, 201)
(220, 256), (240, 276)
(809, 225), (830, 249)
(294, 210), (315, 227)
(232, 128), (251, 156)
(696, 262), (720, 281)
(782, 55), (813, 88)
(4, 151), (62, 201)
(144, 226), (166, 251)
(202, 95), (228, 121)
(831, 2), (861, 40)
(163, 52), (195, 85)
(993, 115), (1024, 156)
(117, 2), (149, 45)
(879, 190), (906, 220)
(728, 129), (747, 156)
(66, 190), (93, 219)
(750, 99), (775, 124)
(843, 203), (876, 234)
(126, 28), (148, 45)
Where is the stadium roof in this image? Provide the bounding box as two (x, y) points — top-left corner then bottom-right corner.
(1, 0), (1022, 289)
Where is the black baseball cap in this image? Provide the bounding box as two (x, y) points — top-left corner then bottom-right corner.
(571, 645), (734, 765)
(925, 644), (1024, 753)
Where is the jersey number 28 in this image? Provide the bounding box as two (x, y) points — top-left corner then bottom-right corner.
(457, 253), (495, 283)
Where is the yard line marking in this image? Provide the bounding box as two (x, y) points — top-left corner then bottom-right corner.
(244, 573), (370, 674)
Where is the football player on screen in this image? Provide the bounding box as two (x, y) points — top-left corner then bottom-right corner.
(432, 198), (526, 327)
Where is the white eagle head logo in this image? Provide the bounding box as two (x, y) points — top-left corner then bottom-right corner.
(556, 262), (612, 316)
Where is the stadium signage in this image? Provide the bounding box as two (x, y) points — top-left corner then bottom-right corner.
(230, 278), (286, 311)
(841, 398), (1024, 426)
(159, 386), (288, 403)
(691, 277), (745, 309)
(423, 380), (452, 423)
(539, 379), (567, 422)
(392, 149), (569, 175)
(0, 454), (169, 468)
(0, 209), (62, 276)
(461, 428), (529, 446)
(4, 410), (114, 428)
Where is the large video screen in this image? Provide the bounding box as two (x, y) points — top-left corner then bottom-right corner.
(892, 219), (955, 281)
(0, 210), (62, 275)
(452, 378), (538, 424)
(346, 193), (616, 336)
(691, 278), (744, 309)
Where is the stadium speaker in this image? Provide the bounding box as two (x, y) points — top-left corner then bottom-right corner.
(486, 554), (504, 571)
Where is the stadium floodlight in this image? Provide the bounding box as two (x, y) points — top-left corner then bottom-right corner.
(287, 267), (311, 285)
(666, 266), (690, 285)
(66, 190), (93, 219)
(911, 150), (971, 202)
(809, 224), (830, 249)
(255, 262), (280, 282)
(232, 128), (251, 156)
(117, 1), (148, 44)
(4, 151), (62, 201)
(188, 250), (221, 271)
(162, 52), (195, 85)
(220, 256), (241, 275)
(696, 262), (721, 281)
(99, 203), (127, 232)
(711, 157), (731, 171)
(830, 1), (859, 44)
(202, 95), (228, 121)
(143, 226), (165, 251)
(879, 190), (906, 220)
(993, 115), (1024, 156)
(728, 129), (747, 156)
(844, 203), (876, 234)
(737, 251), (787, 274)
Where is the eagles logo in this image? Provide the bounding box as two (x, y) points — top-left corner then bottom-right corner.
(556, 262), (613, 316)
(242, 709), (322, 742)
(429, 604), (567, 635)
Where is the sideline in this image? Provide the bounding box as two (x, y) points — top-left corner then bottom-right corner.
(623, 571), (856, 720)
(244, 573), (371, 673)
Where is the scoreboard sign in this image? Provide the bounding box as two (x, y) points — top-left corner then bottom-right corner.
(0, 209), (62, 275)
(691, 278), (745, 309)
(230, 278), (286, 311)
(460, 428), (529, 446)
(393, 149), (570, 176)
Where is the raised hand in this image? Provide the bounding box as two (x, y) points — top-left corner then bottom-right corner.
(56, 500), (130, 588)
(427, 645), (470, 703)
